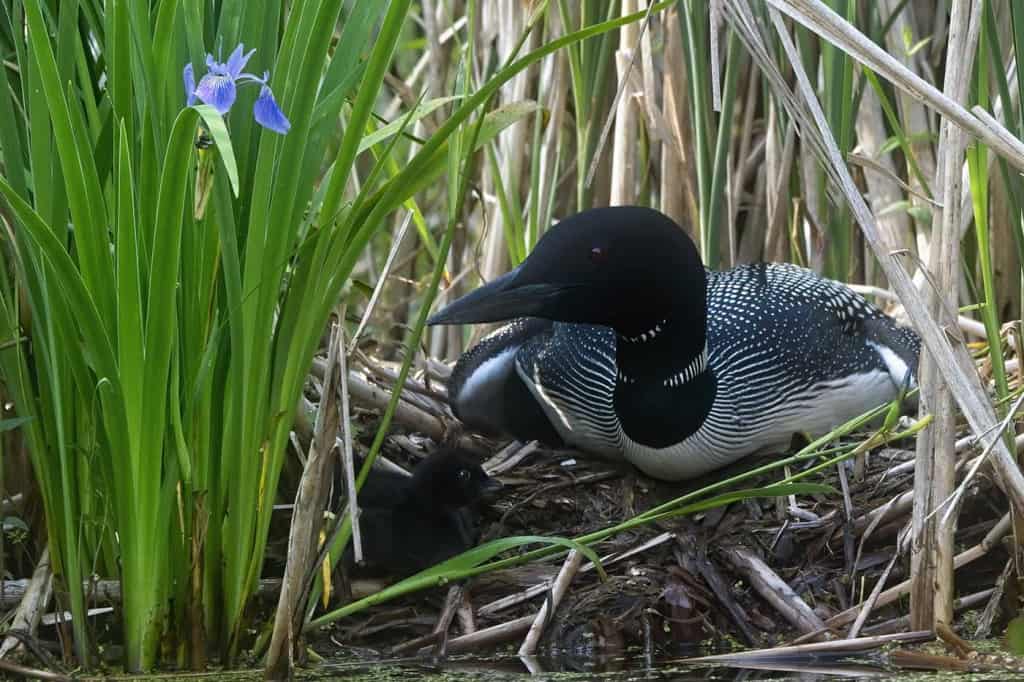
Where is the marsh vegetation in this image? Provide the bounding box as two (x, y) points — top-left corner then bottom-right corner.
(1, 0), (1024, 678)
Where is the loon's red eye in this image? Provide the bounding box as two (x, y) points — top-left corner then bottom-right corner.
(589, 246), (607, 264)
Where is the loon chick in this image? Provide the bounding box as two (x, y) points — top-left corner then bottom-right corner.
(428, 206), (920, 481)
(348, 448), (502, 576)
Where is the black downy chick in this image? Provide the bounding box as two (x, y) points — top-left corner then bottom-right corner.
(345, 448), (502, 577)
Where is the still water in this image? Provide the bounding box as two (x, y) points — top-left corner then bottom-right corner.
(299, 649), (1011, 680)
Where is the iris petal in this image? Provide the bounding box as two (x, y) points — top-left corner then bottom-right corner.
(195, 73), (236, 114)
(225, 43), (255, 79)
(253, 85), (290, 134)
(183, 63), (196, 106)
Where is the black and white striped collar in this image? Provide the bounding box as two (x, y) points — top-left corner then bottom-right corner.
(622, 319), (669, 344)
(662, 343), (708, 388)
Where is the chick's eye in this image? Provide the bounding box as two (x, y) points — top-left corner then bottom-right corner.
(457, 469), (471, 483)
(589, 246), (607, 265)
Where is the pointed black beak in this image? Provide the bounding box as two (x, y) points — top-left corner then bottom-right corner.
(479, 475), (504, 497)
(428, 268), (567, 326)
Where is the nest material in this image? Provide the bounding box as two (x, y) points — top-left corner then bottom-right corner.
(310, 429), (1008, 662)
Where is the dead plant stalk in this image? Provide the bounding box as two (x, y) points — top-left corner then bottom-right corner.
(266, 322), (343, 679)
(909, 0), (980, 630)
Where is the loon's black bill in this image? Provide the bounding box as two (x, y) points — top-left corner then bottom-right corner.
(428, 269), (564, 325)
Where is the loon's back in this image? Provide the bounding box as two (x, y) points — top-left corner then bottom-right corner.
(449, 263), (919, 480)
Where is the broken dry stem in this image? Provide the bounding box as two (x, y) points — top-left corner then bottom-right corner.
(266, 322), (343, 678)
(518, 549), (584, 655)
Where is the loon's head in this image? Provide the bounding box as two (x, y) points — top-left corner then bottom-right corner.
(409, 448), (503, 510)
(428, 206), (706, 340)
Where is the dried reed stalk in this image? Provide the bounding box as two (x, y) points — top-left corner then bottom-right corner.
(266, 322), (343, 678)
(685, 630), (933, 663)
(855, 85), (915, 268)
(610, 0), (642, 205)
(338, 323), (363, 564)
(480, 4), (536, 283)
(824, 513), (1011, 630)
(879, 0), (936, 265)
(660, 9), (689, 227)
(910, 0), (980, 630)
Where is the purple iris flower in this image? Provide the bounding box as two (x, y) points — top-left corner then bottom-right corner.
(183, 44), (290, 135)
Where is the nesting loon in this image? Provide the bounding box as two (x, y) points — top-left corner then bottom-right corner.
(428, 207), (920, 481)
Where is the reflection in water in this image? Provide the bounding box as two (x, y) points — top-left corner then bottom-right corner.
(312, 649), (895, 680)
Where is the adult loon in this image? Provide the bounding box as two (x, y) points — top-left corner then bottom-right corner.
(428, 206), (920, 481)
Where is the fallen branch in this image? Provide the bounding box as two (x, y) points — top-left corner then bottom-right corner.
(862, 588), (995, 636)
(683, 630), (933, 663)
(345, 368), (485, 453)
(722, 545), (826, 638)
(0, 546), (52, 660)
(424, 614), (534, 654)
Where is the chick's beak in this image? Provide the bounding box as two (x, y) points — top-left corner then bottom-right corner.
(479, 475), (504, 497)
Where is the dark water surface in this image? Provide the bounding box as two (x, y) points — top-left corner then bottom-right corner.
(300, 649), (995, 680)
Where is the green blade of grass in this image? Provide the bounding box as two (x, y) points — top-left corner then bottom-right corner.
(23, 2), (114, 329)
(193, 105), (240, 196)
(309, 535), (604, 628)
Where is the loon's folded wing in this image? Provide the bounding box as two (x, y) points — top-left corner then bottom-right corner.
(447, 318), (565, 445)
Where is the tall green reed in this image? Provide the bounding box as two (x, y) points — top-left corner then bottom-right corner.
(0, 0), (395, 669)
(973, 1), (1023, 443)
(0, 0), (671, 670)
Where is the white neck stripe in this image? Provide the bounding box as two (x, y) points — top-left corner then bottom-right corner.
(623, 319), (669, 344)
(663, 343), (709, 388)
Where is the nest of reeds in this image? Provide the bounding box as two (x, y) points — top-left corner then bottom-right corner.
(284, 340), (1019, 674)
